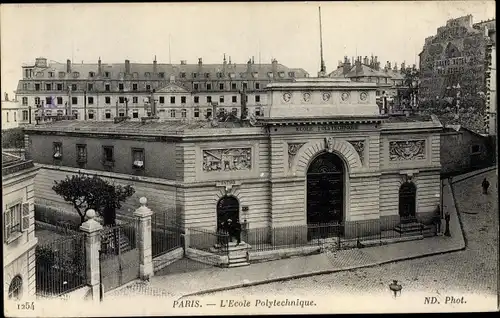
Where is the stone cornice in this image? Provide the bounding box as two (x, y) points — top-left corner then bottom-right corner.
(258, 116), (384, 126)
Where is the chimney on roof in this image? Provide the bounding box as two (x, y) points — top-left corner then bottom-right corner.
(363, 56), (369, 65)
(198, 58), (203, 66)
(247, 58), (252, 73)
(370, 54), (374, 66)
(229, 56), (232, 65)
(343, 56), (351, 75)
(352, 56), (355, 65)
(180, 60), (187, 65)
(355, 58), (362, 74)
(272, 58), (278, 75)
(125, 59), (130, 74)
(66, 59), (71, 73)
(401, 61), (406, 71)
(153, 56), (157, 74)
(4, 92), (9, 101)
(394, 62), (398, 71)
(252, 56), (255, 64)
(98, 57), (102, 76)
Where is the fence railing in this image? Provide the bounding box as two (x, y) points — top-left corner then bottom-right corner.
(187, 227), (229, 256)
(244, 217), (437, 252)
(100, 222), (137, 259)
(151, 213), (184, 258)
(36, 234), (87, 297)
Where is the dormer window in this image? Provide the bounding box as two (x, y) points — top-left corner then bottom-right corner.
(53, 142), (62, 159)
(240, 72), (247, 78)
(192, 72), (198, 78)
(36, 72), (43, 78)
(119, 72), (125, 78)
(132, 72), (139, 79)
(216, 72), (223, 78)
(89, 72), (95, 78)
(58, 72), (66, 78)
(267, 72), (273, 78)
(252, 72), (258, 78)
(278, 72), (285, 78)
(288, 72), (295, 77)
(144, 72), (151, 78)
(48, 72), (55, 78)
(229, 73), (235, 79)
(205, 73), (210, 78)
(73, 72), (80, 78)
(159, 72), (165, 78)
(180, 72), (186, 78)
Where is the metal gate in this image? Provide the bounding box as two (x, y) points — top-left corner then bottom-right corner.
(99, 222), (139, 293)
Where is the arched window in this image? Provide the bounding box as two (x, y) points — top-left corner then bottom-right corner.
(8, 275), (23, 300)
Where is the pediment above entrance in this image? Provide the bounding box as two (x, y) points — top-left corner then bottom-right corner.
(156, 82), (190, 93)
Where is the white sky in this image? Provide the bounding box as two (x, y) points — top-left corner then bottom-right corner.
(0, 2), (495, 96)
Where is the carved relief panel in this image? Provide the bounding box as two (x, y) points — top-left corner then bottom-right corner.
(348, 140), (365, 164)
(389, 140), (426, 161)
(202, 148), (252, 172)
(288, 142), (305, 168)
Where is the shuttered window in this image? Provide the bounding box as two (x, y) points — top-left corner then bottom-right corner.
(4, 202), (29, 242)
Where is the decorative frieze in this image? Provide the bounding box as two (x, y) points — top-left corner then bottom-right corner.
(288, 143), (305, 168)
(389, 140), (426, 161)
(202, 148), (252, 172)
(348, 140), (365, 163)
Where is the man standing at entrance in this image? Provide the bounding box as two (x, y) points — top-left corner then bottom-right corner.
(234, 219), (242, 246)
(433, 204), (442, 236)
(482, 178), (490, 194)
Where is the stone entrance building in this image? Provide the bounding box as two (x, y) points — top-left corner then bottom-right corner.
(25, 77), (443, 243)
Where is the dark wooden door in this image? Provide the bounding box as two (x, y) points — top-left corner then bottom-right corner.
(217, 196), (239, 226)
(399, 182), (417, 223)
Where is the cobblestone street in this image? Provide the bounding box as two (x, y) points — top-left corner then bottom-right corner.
(197, 170), (498, 298)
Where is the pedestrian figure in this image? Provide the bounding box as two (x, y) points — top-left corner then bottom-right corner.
(217, 221), (227, 247)
(482, 178), (490, 194)
(234, 219), (242, 246)
(433, 204), (442, 235)
(225, 219), (234, 243)
(444, 211), (451, 237)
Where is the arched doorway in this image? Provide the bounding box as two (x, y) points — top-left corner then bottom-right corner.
(306, 152), (345, 227)
(217, 196), (239, 228)
(399, 182), (417, 223)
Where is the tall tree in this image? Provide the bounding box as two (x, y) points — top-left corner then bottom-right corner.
(52, 173), (135, 225)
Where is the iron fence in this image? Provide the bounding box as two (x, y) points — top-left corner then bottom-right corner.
(100, 222), (137, 259)
(187, 227), (229, 256)
(244, 217), (437, 252)
(151, 213), (184, 258)
(35, 234), (87, 297)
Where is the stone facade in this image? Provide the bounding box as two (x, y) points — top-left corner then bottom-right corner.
(14, 57), (308, 124)
(2, 152), (39, 300)
(24, 77), (442, 242)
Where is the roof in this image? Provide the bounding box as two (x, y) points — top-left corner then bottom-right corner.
(328, 64), (392, 79)
(22, 59), (309, 81)
(2, 151), (35, 176)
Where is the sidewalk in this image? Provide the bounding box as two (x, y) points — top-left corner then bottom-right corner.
(107, 179), (465, 299)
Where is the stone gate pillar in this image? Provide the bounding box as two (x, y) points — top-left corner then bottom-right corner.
(134, 197), (154, 280)
(79, 209), (102, 303)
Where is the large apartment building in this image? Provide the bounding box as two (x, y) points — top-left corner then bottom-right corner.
(14, 56), (309, 123)
(418, 15), (496, 134)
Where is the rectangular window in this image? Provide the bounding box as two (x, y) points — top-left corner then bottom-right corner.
(207, 83), (212, 90)
(159, 72), (165, 78)
(180, 72), (186, 78)
(45, 97), (52, 105)
(132, 148), (145, 169)
(181, 96), (186, 104)
(119, 97), (125, 104)
(22, 97), (28, 106)
(88, 112), (94, 119)
(88, 97), (94, 105)
(146, 84), (151, 90)
(242, 82), (248, 89)
(255, 107), (262, 116)
(471, 145), (481, 154)
(132, 111), (139, 118)
(194, 83), (199, 90)
(219, 96), (224, 103)
(132, 83), (138, 91)
(255, 95), (261, 103)
(119, 83), (124, 90)
(219, 83), (224, 90)
(53, 142), (62, 159)
(105, 97), (111, 104)
(72, 97), (78, 105)
(255, 83), (261, 89)
(194, 107), (200, 118)
(46, 83), (52, 91)
(232, 108), (238, 115)
(34, 97), (40, 105)
(48, 72), (54, 78)
(71, 84), (77, 91)
(159, 96), (165, 104)
(170, 109), (176, 118)
(207, 108), (212, 118)
(57, 97), (63, 105)
(88, 83), (94, 91)
(35, 83), (40, 91)
(170, 96), (176, 104)
(76, 144), (87, 163)
(4, 203), (23, 240)
(105, 112), (111, 119)
(231, 83), (237, 90)
(104, 72), (110, 78)
(23, 83), (29, 90)
(194, 96), (199, 103)
(57, 83), (63, 91)
(102, 146), (114, 165)
(133, 96), (138, 104)
(181, 109), (187, 118)
(22, 110), (28, 120)
(232, 96), (237, 103)
(207, 96), (212, 103)
(105, 84), (110, 91)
